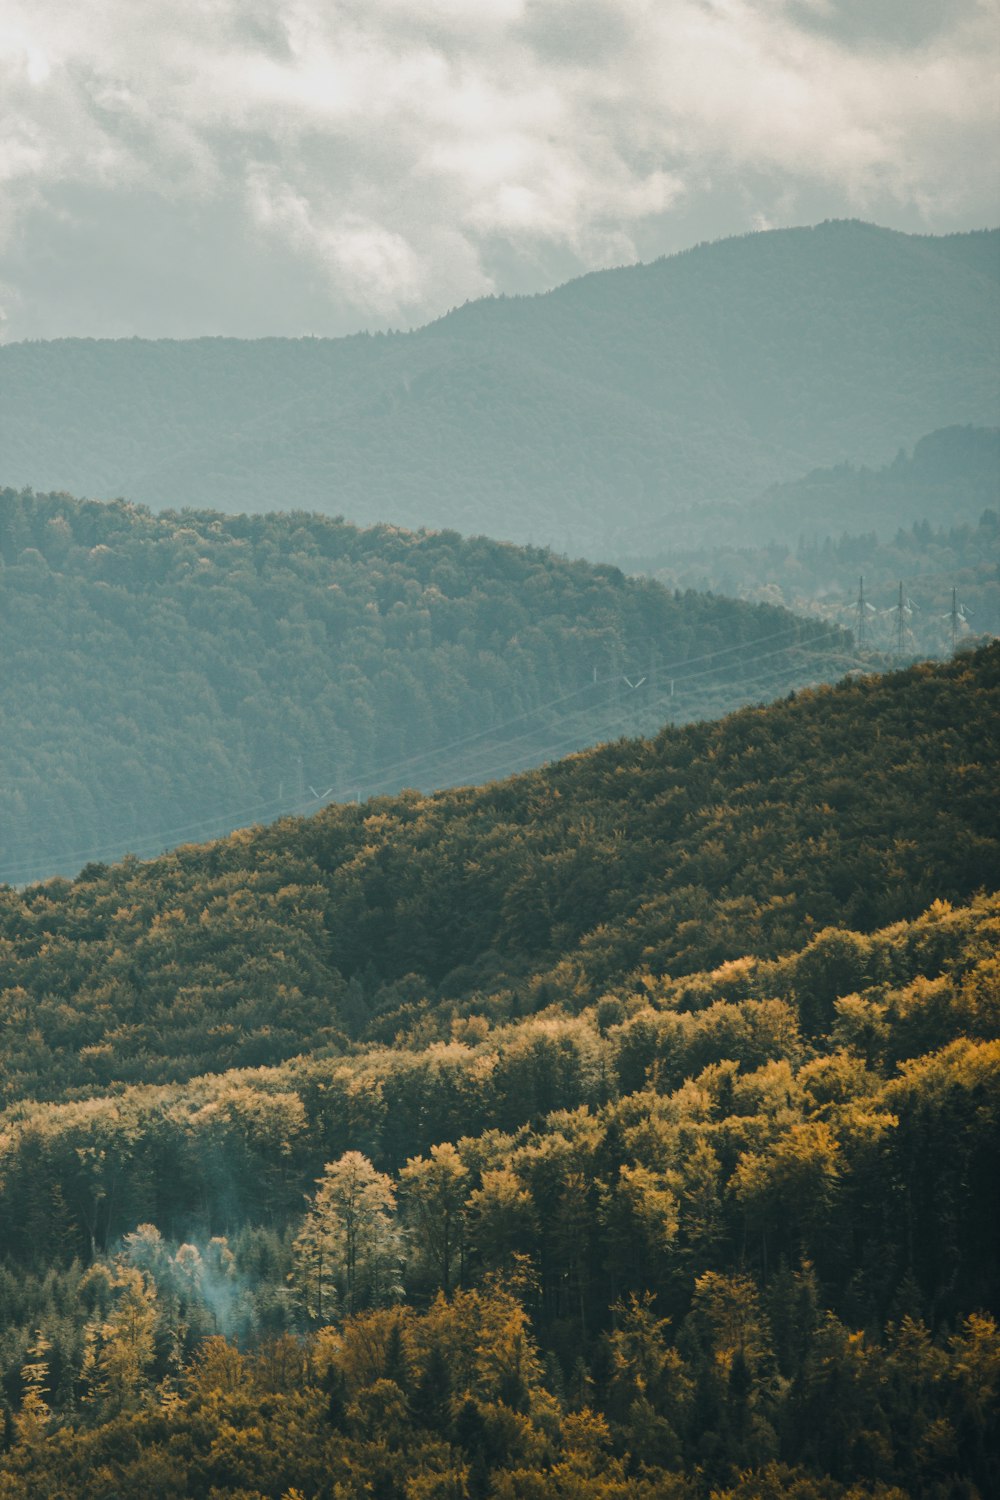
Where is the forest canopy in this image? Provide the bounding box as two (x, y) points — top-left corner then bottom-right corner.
(1, 866), (998, 1493)
(1, 645), (996, 1099)
(0, 648), (997, 1496)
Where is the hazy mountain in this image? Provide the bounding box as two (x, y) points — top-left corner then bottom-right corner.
(2, 222), (996, 558)
(0, 487), (851, 887)
(632, 507), (999, 656)
(743, 424), (1000, 544)
(615, 428), (1000, 651)
(641, 423), (1000, 550)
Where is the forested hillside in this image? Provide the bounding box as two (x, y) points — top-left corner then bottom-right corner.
(621, 425), (1000, 660)
(1, 646), (996, 1097)
(2, 222), (996, 556)
(0, 489), (850, 886)
(0, 649), (998, 1497)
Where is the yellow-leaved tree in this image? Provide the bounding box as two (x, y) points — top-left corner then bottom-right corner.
(294, 1150), (403, 1319)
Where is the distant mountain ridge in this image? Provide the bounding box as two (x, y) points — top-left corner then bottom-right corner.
(1, 221), (996, 557)
(615, 422), (1000, 555)
(744, 424), (1000, 543)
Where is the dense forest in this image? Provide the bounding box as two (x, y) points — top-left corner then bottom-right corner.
(0, 648), (998, 1496)
(0, 489), (852, 887)
(2, 222), (997, 556)
(1, 645), (996, 1096)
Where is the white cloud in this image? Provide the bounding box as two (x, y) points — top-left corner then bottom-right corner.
(0, 0), (997, 338)
(245, 163), (433, 316)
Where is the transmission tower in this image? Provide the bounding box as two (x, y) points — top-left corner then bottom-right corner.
(856, 576), (867, 650)
(895, 581), (905, 656)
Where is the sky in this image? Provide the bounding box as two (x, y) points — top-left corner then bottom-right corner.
(1, 0), (998, 342)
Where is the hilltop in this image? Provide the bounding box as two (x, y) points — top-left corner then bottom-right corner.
(741, 424), (1000, 545)
(2, 222), (996, 557)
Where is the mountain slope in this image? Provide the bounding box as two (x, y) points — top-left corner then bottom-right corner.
(615, 428), (1000, 652)
(637, 424), (1000, 553)
(0, 651), (997, 1500)
(2, 889), (997, 1499)
(1, 644), (996, 1100)
(0, 487), (850, 886)
(2, 222), (997, 556)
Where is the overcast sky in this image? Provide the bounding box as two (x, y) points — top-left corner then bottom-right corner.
(1, 0), (997, 342)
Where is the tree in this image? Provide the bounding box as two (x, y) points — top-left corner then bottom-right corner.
(294, 1151), (403, 1319)
(14, 1331), (51, 1447)
(400, 1142), (470, 1293)
(467, 1168), (536, 1274)
(81, 1264), (158, 1412)
(731, 1121), (841, 1271)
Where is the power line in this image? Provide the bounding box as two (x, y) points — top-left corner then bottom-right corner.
(259, 614), (840, 794)
(0, 626), (855, 884)
(0, 623), (854, 887)
(444, 633), (859, 789)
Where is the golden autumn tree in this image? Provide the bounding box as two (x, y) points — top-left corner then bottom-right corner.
(294, 1151), (403, 1319)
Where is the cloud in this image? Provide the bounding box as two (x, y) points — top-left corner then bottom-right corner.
(0, 0), (997, 339)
